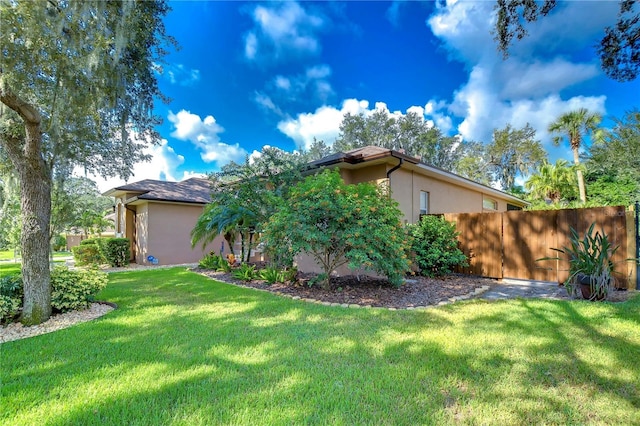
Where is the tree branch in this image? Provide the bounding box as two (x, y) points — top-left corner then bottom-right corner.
(0, 75), (41, 126)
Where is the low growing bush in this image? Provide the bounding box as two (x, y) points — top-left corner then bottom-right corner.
(0, 275), (23, 323)
(199, 253), (223, 269)
(408, 215), (468, 277)
(260, 266), (284, 284)
(232, 263), (257, 282)
(102, 238), (130, 267)
(73, 238), (107, 266)
(50, 266), (108, 312)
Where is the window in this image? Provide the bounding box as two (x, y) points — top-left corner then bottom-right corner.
(507, 203), (522, 211)
(483, 198), (498, 210)
(420, 191), (429, 215)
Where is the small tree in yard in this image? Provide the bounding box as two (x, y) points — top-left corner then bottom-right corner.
(263, 169), (410, 289)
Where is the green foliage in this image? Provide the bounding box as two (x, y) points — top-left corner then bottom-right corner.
(259, 265), (297, 285)
(263, 169), (410, 288)
(335, 110), (467, 172)
(232, 263), (257, 282)
(50, 176), (113, 240)
(102, 238), (130, 267)
(585, 110), (640, 206)
(408, 215), (468, 277)
(538, 223), (619, 300)
(525, 160), (579, 205)
(0, 274), (23, 323)
(52, 234), (67, 251)
(192, 146), (304, 263)
(50, 266), (108, 312)
(494, 0), (638, 82)
(259, 266), (283, 284)
(487, 123), (547, 191)
(0, 0), (173, 325)
(548, 108), (602, 203)
(72, 242), (106, 266)
(199, 253), (221, 269)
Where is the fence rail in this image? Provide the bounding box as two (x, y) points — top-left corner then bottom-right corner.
(443, 206), (637, 288)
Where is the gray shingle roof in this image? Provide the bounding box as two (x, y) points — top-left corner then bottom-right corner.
(109, 178), (212, 204)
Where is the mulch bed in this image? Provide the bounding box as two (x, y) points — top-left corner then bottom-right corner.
(193, 268), (497, 309)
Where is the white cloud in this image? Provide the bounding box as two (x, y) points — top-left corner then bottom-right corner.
(425, 0), (614, 146)
(160, 64), (201, 86)
(244, 2), (326, 63)
(167, 110), (247, 165)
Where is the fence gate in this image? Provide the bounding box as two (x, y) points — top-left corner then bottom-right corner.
(444, 206), (634, 288)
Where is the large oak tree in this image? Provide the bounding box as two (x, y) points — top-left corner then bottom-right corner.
(0, 0), (173, 324)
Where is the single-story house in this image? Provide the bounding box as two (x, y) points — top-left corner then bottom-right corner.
(104, 146), (527, 266)
(309, 146), (527, 220)
(103, 178), (225, 265)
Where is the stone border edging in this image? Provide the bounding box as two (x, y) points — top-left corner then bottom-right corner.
(196, 270), (491, 310)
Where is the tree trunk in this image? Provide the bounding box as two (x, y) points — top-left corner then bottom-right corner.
(572, 147), (586, 203)
(19, 148), (52, 325)
(1, 79), (53, 325)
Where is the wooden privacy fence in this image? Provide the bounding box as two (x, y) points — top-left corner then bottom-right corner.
(443, 206), (637, 288)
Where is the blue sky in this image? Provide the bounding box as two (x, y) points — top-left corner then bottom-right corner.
(95, 0), (639, 191)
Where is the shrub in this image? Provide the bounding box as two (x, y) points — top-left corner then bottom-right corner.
(199, 253), (223, 269)
(72, 243), (105, 266)
(232, 263), (257, 282)
(408, 215), (468, 277)
(102, 238), (130, 267)
(260, 266), (284, 284)
(263, 169), (410, 289)
(0, 274), (23, 323)
(50, 266), (108, 312)
(52, 234), (67, 251)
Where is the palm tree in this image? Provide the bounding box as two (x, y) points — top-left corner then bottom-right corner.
(191, 202), (258, 263)
(548, 108), (602, 203)
(525, 160), (578, 204)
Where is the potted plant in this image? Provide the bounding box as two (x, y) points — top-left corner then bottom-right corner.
(540, 223), (618, 301)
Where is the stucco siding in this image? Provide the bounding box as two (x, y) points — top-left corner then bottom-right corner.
(339, 164), (387, 185)
(390, 168), (519, 223)
(144, 202), (222, 265)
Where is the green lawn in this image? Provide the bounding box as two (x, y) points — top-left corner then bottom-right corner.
(0, 250), (71, 262)
(1, 268), (639, 425)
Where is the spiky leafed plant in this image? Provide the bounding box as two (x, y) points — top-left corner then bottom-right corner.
(548, 108), (602, 203)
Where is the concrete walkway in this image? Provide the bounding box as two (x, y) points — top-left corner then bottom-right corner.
(481, 278), (568, 300)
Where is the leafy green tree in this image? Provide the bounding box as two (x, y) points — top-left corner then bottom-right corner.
(0, 1), (172, 324)
(300, 138), (332, 162)
(453, 140), (493, 185)
(263, 169), (410, 289)
(335, 111), (467, 171)
(487, 124), (547, 191)
(494, 0), (639, 82)
(51, 176), (113, 240)
(525, 160), (578, 205)
(548, 108), (602, 204)
(584, 110), (640, 205)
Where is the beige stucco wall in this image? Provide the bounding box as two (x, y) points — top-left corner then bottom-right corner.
(339, 164), (388, 185)
(389, 168), (518, 223)
(141, 202), (222, 265)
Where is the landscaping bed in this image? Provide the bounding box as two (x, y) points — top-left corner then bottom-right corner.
(195, 268), (498, 308)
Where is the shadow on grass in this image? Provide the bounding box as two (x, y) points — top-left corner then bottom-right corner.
(2, 268), (638, 425)
(462, 297), (640, 423)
